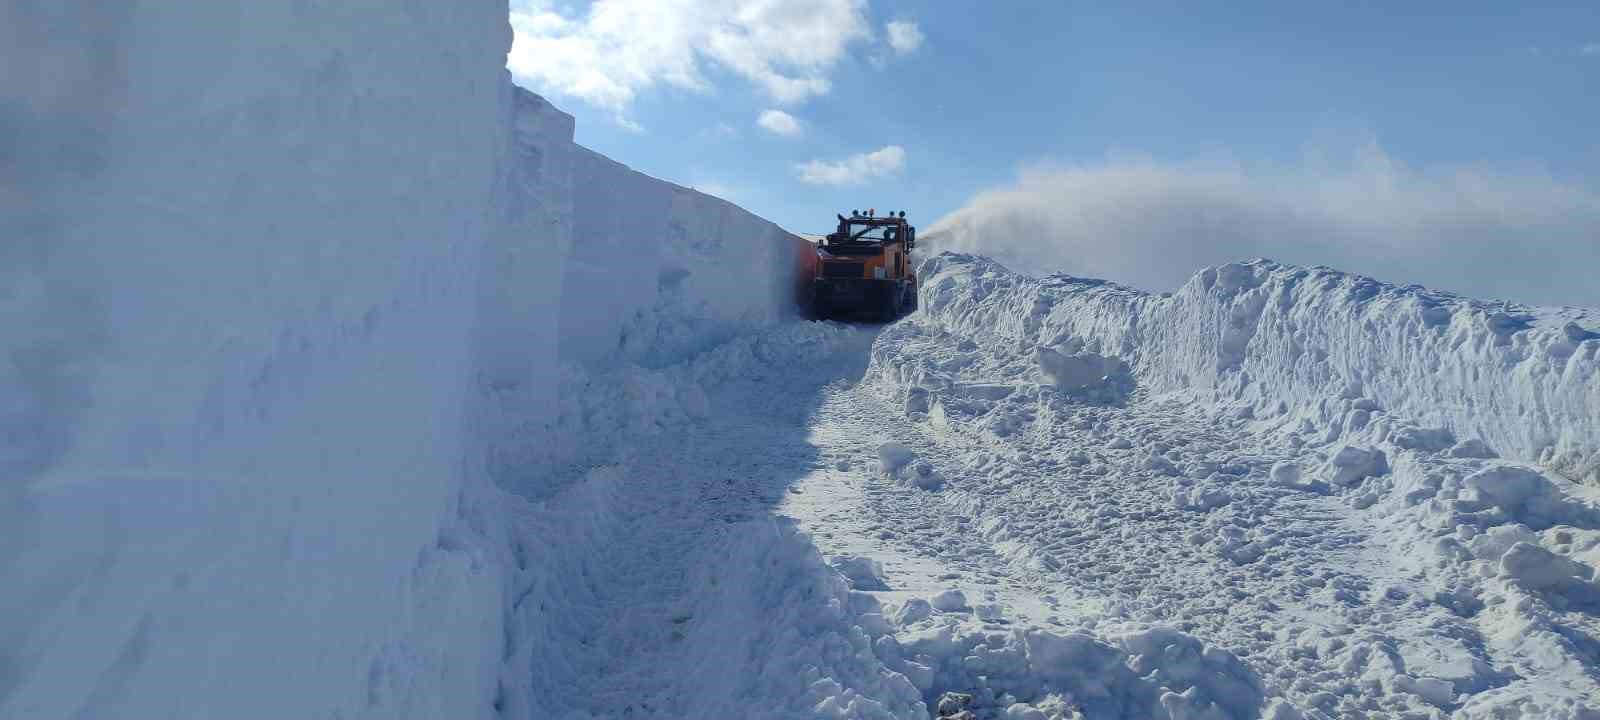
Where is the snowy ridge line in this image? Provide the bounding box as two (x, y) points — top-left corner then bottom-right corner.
(873, 252), (1600, 716)
(914, 253), (1600, 484)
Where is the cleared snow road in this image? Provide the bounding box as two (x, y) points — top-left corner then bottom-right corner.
(786, 255), (1600, 720)
(790, 322), (1494, 719)
(507, 255), (1600, 720)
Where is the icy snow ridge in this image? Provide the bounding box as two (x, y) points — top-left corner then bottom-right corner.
(862, 252), (1600, 716)
(914, 253), (1600, 484)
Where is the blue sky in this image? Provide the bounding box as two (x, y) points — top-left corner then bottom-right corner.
(508, 1), (1600, 304)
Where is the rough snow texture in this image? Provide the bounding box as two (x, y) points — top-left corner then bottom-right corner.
(2, 5), (820, 719)
(561, 145), (803, 368)
(482, 89), (811, 499)
(859, 252), (1600, 716)
(495, 323), (929, 719)
(915, 254), (1600, 484)
(3, 3), (520, 718)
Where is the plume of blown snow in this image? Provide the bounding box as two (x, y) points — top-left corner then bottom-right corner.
(924, 147), (1600, 308)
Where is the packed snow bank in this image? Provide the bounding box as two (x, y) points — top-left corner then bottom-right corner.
(562, 146), (805, 368)
(1, 3), (522, 718)
(911, 253), (1600, 484)
(487, 88), (814, 498)
(882, 252), (1600, 715)
(2, 4), (818, 718)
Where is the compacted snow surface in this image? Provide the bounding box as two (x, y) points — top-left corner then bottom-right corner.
(490, 253), (1600, 719)
(7, 4), (1600, 720)
(828, 255), (1600, 719)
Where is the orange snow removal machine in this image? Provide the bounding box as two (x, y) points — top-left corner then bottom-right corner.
(810, 209), (917, 321)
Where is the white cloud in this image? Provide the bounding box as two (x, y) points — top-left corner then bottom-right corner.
(507, 0), (870, 115)
(756, 109), (802, 136)
(886, 20), (923, 54)
(924, 142), (1600, 307)
(797, 145), (906, 185)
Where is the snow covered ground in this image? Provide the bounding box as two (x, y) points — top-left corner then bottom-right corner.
(819, 254), (1600, 718)
(6, 3), (1600, 719)
(481, 251), (1600, 718)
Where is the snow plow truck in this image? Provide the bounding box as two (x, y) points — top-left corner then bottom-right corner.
(809, 210), (918, 322)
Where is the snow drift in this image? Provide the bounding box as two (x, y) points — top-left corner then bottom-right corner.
(912, 253), (1600, 485)
(872, 254), (1600, 715)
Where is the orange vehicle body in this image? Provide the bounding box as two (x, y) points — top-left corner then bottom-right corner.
(808, 211), (917, 321)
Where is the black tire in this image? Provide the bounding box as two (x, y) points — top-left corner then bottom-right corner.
(811, 285), (832, 321)
(878, 282), (899, 323)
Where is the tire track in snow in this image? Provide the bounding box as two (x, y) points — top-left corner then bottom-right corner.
(788, 320), (1531, 718)
(509, 326), (904, 719)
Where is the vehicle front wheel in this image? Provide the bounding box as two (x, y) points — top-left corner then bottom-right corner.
(879, 283), (900, 322)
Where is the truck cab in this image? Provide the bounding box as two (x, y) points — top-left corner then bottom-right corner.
(812, 210), (917, 321)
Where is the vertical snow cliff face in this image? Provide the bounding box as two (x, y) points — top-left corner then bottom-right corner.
(914, 254), (1600, 484)
(562, 145), (800, 368)
(2, 2), (519, 719)
(485, 88), (810, 498)
(2, 3), (816, 718)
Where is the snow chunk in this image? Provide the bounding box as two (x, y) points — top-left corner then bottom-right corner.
(1003, 702), (1047, 720)
(1391, 426), (1455, 452)
(878, 442), (916, 474)
(1449, 438), (1498, 459)
(1467, 524), (1538, 562)
(1035, 347), (1134, 403)
(1392, 675), (1456, 708)
(1564, 321), (1600, 342)
(1269, 461), (1321, 492)
(831, 555), (889, 591)
(1262, 699), (1304, 720)
(1461, 464), (1598, 530)
(931, 589), (970, 612)
(895, 598), (934, 626)
(1464, 465), (1548, 510)
(937, 692), (974, 716)
(1175, 484), (1233, 512)
(911, 461), (945, 491)
(1322, 445), (1388, 487)
(1501, 542), (1594, 590)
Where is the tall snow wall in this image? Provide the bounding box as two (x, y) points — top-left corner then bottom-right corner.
(484, 87), (813, 499)
(563, 144), (804, 368)
(914, 254), (1600, 484)
(1, 5), (808, 719)
(1, 3), (525, 718)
